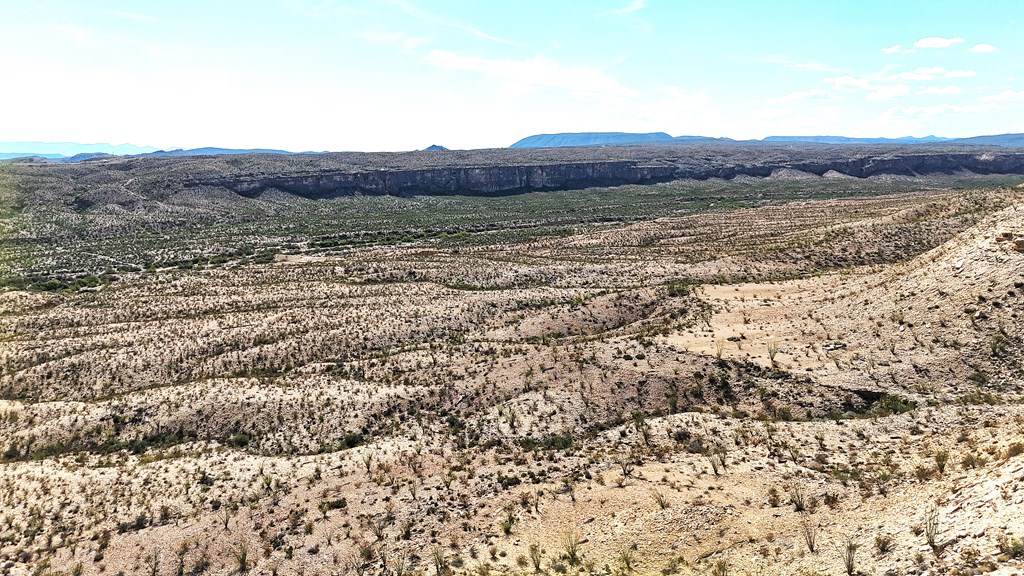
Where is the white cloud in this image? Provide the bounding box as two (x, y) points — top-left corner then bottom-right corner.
(47, 22), (192, 62)
(913, 36), (964, 48)
(51, 23), (99, 47)
(969, 43), (999, 53)
(794, 61), (839, 72)
(866, 84), (911, 100)
(764, 88), (830, 104)
(608, 0), (646, 14)
(888, 67), (975, 81)
(892, 103), (994, 119)
(916, 85), (963, 95)
(826, 76), (866, 90)
(283, 0), (368, 19)
(357, 30), (430, 52)
(978, 90), (1024, 103)
(889, 70), (935, 81)
(763, 57), (843, 73)
(385, 0), (520, 46)
(359, 30), (404, 43)
(826, 63), (977, 102)
(108, 10), (156, 22)
(423, 50), (637, 100)
(827, 75), (909, 101)
(881, 44), (916, 55)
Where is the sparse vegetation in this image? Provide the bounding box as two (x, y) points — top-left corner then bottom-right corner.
(874, 533), (894, 556)
(799, 514), (818, 553)
(841, 538), (859, 576)
(1, 156), (1023, 576)
(925, 508), (940, 549)
(231, 542), (251, 574)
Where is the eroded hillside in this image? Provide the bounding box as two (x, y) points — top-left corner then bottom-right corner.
(1, 169), (1023, 576)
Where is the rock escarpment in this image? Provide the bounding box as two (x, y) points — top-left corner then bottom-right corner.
(188, 161), (680, 198)
(181, 149), (1024, 198)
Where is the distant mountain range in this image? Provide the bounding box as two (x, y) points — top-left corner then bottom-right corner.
(762, 135), (951, 145)
(509, 132), (1024, 148)
(0, 142), (296, 162)
(143, 147), (296, 157)
(510, 132), (738, 148)
(945, 134), (1024, 147)
(0, 142), (159, 158)
(509, 132), (677, 148)
(4, 133), (1024, 163)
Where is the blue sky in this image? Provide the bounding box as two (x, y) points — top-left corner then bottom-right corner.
(1, 0), (1021, 151)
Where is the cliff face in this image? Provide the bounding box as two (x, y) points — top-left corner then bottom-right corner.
(778, 153), (1024, 179)
(188, 161), (681, 198)
(182, 151), (1024, 199)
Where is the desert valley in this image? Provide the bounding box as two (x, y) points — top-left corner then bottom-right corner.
(1, 143), (1023, 576)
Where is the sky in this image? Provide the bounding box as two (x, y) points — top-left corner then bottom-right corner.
(1, 0), (1022, 152)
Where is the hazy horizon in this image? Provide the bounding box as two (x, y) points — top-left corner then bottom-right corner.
(0, 131), (1010, 157)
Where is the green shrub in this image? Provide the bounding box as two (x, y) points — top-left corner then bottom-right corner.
(665, 279), (696, 297)
(873, 394), (915, 416)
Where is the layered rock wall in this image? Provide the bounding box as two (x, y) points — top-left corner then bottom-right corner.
(181, 152), (1024, 198)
